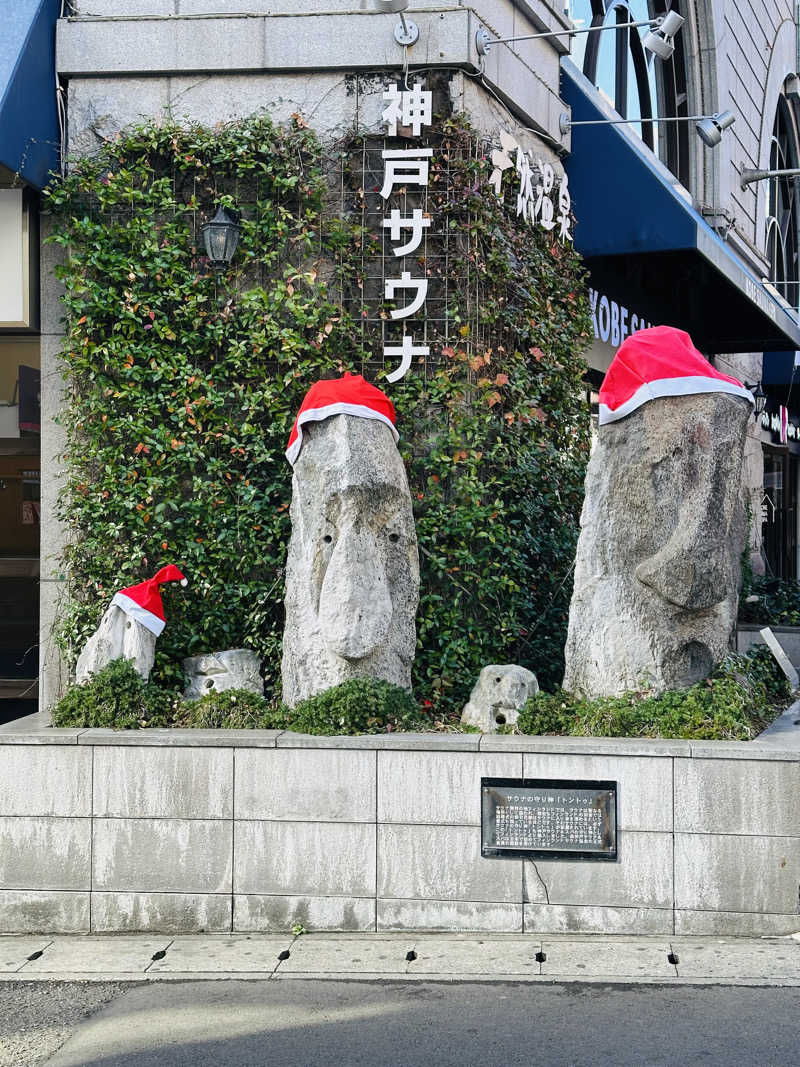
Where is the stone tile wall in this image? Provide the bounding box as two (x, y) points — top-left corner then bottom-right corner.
(0, 725), (798, 935)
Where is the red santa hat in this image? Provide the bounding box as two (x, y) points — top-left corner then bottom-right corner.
(598, 325), (754, 425)
(110, 565), (188, 636)
(286, 372), (398, 466)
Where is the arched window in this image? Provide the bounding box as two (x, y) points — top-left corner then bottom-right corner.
(766, 92), (800, 311)
(569, 0), (689, 187)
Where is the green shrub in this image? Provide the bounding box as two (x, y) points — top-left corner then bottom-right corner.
(281, 678), (428, 735)
(176, 688), (279, 729)
(516, 647), (789, 741)
(51, 658), (179, 729)
(738, 577), (800, 627)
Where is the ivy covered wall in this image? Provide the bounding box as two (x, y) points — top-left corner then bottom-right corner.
(45, 112), (592, 713)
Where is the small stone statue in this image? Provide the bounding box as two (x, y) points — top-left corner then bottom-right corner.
(281, 374), (420, 706)
(563, 327), (754, 698)
(461, 665), (539, 732)
(75, 565), (187, 682)
(183, 649), (262, 700)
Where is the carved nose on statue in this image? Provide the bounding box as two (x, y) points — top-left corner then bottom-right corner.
(318, 527), (393, 660)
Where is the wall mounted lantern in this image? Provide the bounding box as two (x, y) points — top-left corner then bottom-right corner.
(558, 110), (736, 149)
(744, 381), (767, 418)
(475, 12), (684, 61)
(201, 205), (241, 274)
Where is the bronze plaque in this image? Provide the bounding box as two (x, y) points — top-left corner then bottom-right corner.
(481, 778), (618, 861)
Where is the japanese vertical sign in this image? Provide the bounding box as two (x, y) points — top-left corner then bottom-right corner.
(489, 129), (573, 243)
(379, 82), (434, 383)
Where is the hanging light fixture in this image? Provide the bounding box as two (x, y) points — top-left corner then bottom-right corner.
(201, 205), (241, 274)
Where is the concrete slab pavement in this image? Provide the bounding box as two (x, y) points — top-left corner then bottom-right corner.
(1, 932), (800, 984)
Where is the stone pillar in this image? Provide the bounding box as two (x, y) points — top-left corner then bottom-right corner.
(38, 212), (69, 720)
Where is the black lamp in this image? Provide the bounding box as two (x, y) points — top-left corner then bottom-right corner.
(745, 381), (767, 418)
(201, 205), (241, 273)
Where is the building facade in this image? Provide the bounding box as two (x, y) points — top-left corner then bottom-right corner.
(0, 0), (795, 709)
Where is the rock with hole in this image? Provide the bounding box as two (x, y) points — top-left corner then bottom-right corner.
(183, 649), (263, 700)
(563, 392), (752, 697)
(75, 604), (157, 683)
(460, 664), (539, 732)
(281, 414), (420, 706)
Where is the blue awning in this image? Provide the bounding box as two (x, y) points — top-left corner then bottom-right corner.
(562, 60), (800, 354)
(762, 351), (800, 386)
(0, 0), (60, 189)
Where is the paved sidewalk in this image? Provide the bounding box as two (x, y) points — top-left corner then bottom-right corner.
(2, 932), (800, 985)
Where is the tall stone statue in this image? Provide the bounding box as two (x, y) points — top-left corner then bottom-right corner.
(281, 374), (420, 706)
(563, 326), (754, 698)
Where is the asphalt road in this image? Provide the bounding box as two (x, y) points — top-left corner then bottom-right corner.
(3, 979), (799, 1067)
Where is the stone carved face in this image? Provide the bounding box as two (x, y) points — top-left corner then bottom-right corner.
(182, 649), (262, 701)
(564, 392), (751, 696)
(281, 415), (420, 706)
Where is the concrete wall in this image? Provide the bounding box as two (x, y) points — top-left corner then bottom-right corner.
(1, 721), (798, 936)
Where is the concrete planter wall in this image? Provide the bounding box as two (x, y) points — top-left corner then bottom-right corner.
(737, 624), (800, 666)
(0, 717), (798, 936)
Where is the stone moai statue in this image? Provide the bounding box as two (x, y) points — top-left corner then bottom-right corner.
(183, 649), (263, 700)
(563, 326), (754, 698)
(281, 374), (420, 706)
(460, 664), (539, 732)
(75, 565), (187, 683)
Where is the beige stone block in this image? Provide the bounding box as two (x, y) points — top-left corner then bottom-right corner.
(523, 831), (673, 909)
(674, 758), (800, 836)
(92, 818), (232, 893)
(234, 894), (375, 933)
(91, 892), (232, 933)
(0, 818), (90, 891)
(522, 753), (673, 831)
(377, 899), (522, 932)
(675, 833), (800, 914)
(167, 74), (356, 138)
(378, 824), (521, 902)
(0, 746), (91, 816)
(93, 746), (233, 818)
(523, 903), (673, 935)
(674, 909), (800, 936)
(235, 821), (376, 897)
(234, 749), (375, 822)
(378, 751), (521, 825)
(0, 893), (89, 934)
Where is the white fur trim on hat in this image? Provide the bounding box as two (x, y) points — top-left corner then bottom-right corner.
(110, 592), (166, 636)
(598, 375), (754, 426)
(285, 402), (399, 466)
